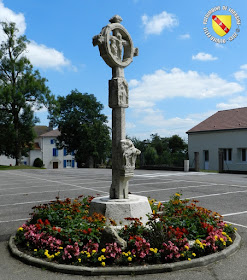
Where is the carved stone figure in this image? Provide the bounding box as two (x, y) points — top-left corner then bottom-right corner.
(109, 78), (129, 108)
(120, 139), (141, 170)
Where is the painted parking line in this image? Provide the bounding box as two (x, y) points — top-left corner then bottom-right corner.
(1, 171), (108, 194)
(134, 172), (217, 178)
(185, 189), (247, 200)
(223, 210), (247, 217)
(0, 218), (29, 223)
(132, 184), (218, 194)
(224, 221), (247, 229)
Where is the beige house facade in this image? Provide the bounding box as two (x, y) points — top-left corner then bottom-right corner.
(187, 107), (247, 172)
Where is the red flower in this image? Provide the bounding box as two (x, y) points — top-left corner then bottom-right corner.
(82, 230), (87, 235)
(37, 219), (43, 225)
(87, 228), (92, 234)
(44, 219), (50, 226)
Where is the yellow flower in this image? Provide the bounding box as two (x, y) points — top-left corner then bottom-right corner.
(98, 257), (102, 262)
(87, 254), (91, 258)
(184, 245), (189, 250)
(220, 238), (224, 242)
(127, 251), (131, 256)
(188, 258), (191, 261)
(175, 193), (181, 197)
(214, 235), (218, 241)
(234, 227), (237, 231)
(59, 247), (63, 250)
(101, 262), (106, 267)
(101, 248), (106, 253)
(92, 250), (96, 254)
(133, 255), (136, 258)
(128, 257), (132, 262)
(18, 227), (24, 231)
(192, 253), (196, 257)
(157, 202), (161, 209)
(34, 249), (37, 252)
(181, 253), (184, 257)
(101, 255), (106, 260)
(78, 258), (81, 263)
(152, 210), (156, 214)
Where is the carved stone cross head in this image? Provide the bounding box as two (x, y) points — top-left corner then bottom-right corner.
(93, 15), (138, 69)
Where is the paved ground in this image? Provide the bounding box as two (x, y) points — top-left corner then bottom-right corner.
(0, 169), (247, 279)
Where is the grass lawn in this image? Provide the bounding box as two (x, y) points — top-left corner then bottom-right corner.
(0, 165), (45, 170)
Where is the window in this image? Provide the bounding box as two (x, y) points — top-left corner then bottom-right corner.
(204, 150), (209, 161)
(53, 148), (58, 157)
(223, 149), (232, 161)
(64, 160), (75, 168)
(242, 149), (246, 162)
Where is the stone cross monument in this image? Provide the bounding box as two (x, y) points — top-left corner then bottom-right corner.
(93, 15), (140, 199)
(90, 15), (151, 225)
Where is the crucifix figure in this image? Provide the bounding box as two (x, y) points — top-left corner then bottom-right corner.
(93, 15), (140, 199)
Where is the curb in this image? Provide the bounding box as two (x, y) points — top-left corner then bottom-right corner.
(8, 232), (241, 276)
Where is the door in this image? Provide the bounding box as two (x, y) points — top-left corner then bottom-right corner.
(204, 150), (209, 170)
(53, 162), (58, 169)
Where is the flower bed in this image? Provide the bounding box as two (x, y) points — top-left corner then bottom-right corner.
(15, 193), (237, 267)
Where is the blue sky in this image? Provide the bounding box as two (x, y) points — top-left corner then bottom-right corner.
(0, 0), (247, 140)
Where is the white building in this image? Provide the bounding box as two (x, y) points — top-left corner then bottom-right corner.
(187, 107), (247, 172)
(22, 127), (77, 169)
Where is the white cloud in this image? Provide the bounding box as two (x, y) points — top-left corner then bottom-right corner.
(192, 52), (218, 61)
(179, 33), (190, 40)
(234, 64), (247, 81)
(129, 68), (243, 109)
(27, 41), (71, 70)
(0, 1), (73, 70)
(142, 11), (178, 35)
(216, 95), (247, 110)
(0, 0), (26, 39)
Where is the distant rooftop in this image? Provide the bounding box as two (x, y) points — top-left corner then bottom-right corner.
(40, 129), (60, 137)
(187, 107), (247, 134)
(33, 126), (51, 137)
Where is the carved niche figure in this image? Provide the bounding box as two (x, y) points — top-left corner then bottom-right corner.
(120, 139), (141, 170)
(109, 78), (129, 108)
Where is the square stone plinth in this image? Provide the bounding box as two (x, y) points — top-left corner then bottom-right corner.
(89, 194), (152, 226)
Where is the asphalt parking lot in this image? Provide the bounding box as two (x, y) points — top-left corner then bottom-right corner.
(0, 168), (247, 280)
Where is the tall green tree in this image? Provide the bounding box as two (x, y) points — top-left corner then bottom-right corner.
(54, 90), (111, 167)
(0, 22), (53, 165)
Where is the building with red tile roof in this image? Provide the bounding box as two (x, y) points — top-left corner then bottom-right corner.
(187, 107), (247, 172)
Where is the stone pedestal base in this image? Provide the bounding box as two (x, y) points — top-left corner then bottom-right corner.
(89, 194), (152, 226)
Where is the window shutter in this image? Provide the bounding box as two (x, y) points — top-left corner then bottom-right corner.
(50, 139), (54, 144)
(64, 148), (67, 156)
(53, 148), (56, 156)
(64, 160), (67, 168)
(72, 150), (75, 156)
(72, 160), (75, 168)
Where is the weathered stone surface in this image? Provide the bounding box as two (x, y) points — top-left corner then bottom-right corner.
(109, 78), (129, 108)
(89, 194), (152, 226)
(100, 226), (127, 250)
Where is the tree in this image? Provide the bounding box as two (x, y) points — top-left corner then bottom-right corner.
(168, 135), (187, 154)
(0, 22), (53, 165)
(54, 90), (111, 167)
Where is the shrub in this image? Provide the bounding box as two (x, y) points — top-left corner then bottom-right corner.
(33, 158), (43, 168)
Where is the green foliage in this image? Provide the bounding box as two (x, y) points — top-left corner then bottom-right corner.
(33, 158), (43, 168)
(0, 22), (54, 165)
(53, 90), (111, 167)
(130, 133), (188, 167)
(144, 146), (158, 165)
